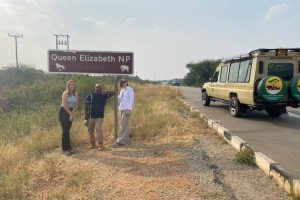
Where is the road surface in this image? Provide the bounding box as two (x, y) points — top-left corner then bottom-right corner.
(180, 86), (300, 179)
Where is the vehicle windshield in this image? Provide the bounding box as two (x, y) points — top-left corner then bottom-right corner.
(268, 63), (293, 81)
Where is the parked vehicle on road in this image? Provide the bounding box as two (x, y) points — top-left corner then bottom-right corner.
(201, 48), (300, 117)
(171, 80), (180, 86)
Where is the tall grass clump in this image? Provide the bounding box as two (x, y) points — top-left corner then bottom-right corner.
(129, 85), (181, 141)
(234, 146), (256, 166)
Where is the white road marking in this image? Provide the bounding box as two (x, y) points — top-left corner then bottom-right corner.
(288, 112), (300, 120)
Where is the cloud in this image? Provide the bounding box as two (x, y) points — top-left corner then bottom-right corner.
(96, 20), (107, 26)
(0, 3), (18, 15)
(83, 17), (92, 21)
(264, 3), (288, 22)
(26, 0), (37, 6)
(83, 17), (107, 27)
(145, 24), (164, 34)
(124, 17), (135, 25)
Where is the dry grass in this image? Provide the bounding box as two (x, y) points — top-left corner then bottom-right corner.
(0, 84), (212, 199)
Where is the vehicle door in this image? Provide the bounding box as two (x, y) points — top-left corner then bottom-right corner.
(207, 70), (220, 98)
(218, 64), (229, 100)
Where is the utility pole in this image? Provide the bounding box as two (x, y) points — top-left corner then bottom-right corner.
(8, 33), (23, 69)
(54, 34), (70, 81)
(113, 76), (120, 139)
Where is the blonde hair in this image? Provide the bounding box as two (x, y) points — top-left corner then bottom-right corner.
(66, 80), (76, 96)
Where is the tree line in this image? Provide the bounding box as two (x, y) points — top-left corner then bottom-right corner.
(183, 59), (220, 87)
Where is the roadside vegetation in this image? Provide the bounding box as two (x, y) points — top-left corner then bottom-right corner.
(0, 66), (147, 199)
(0, 65), (206, 199)
(183, 59), (220, 87)
(0, 66), (289, 199)
(234, 146), (256, 166)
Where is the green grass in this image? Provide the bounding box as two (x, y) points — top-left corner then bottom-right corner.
(234, 146), (256, 166)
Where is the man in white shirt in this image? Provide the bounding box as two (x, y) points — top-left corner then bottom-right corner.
(112, 78), (134, 147)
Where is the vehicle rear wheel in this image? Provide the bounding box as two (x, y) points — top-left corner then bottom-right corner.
(229, 97), (246, 117)
(266, 107), (285, 117)
(202, 91), (210, 106)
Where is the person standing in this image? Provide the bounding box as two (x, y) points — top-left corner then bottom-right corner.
(85, 83), (114, 150)
(59, 80), (78, 155)
(112, 78), (134, 147)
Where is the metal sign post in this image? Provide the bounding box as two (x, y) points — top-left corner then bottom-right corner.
(113, 76), (119, 139)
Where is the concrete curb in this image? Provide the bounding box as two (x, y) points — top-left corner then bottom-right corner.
(179, 98), (300, 198)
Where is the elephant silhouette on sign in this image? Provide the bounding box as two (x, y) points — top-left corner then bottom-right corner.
(120, 65), (129, 72)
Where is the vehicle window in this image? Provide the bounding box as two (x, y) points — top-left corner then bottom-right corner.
(268, 63), (293, 81)
(238, 60), (251, 82)
(212, 71), (219, 82)
(228, 62), (240, 82)
(220, 65), (228, 82)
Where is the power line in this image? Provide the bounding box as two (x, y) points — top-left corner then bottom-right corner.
(19, 40), (48, 49)
(0, 36), (11, 41)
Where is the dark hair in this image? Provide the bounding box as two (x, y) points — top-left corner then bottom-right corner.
(120, 78), (128, 87)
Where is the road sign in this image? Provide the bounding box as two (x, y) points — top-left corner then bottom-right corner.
(48, 50), (134, 74)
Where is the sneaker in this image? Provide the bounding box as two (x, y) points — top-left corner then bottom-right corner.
(112, 142), (124, 148)
(98, 144), (105, 151)
(88, 144), (96, 149)
(68, 149), (75, 154)
(63, 151), (71, 156)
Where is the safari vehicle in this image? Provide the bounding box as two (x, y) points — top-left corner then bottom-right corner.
(201, 48), (300, 117)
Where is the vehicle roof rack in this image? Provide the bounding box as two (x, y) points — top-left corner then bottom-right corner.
(222, 48), (300, 63)
(221, 53), (251, 63)
(250, 48), (300, 55)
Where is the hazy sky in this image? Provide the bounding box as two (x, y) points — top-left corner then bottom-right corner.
(0, 0), (300, 80)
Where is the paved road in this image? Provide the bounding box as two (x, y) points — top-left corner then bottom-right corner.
(180, 86), (300, 179)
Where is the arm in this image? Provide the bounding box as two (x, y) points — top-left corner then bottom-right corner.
(125, 88), (134, 115)
(106, 91), (115, 98)
(118, 89), (123, 101)
(84, 94), (91, 120)
(84, 103), (90, 120)
(128, 88), (134, 111)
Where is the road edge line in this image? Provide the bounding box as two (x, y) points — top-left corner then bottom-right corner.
(179, 97), (299, 198)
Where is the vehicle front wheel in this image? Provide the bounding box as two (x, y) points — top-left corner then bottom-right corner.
(229, 97), (246, 117)
(202, 91), (210, 106)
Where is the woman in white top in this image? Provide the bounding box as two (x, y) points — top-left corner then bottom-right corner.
(112, 78), (134, 147)
(59, 80), (78, 155)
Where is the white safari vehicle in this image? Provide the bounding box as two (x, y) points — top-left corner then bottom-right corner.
(201, 48), (300, 117)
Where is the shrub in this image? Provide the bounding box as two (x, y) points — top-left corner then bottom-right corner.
(234, 146), (256, 166)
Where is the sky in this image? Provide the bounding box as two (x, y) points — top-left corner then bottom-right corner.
(0, 0), (300, 80)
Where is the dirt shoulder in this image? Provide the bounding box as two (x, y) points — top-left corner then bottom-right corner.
(26, 118), (291, 200)
(22, 87), (291, 199)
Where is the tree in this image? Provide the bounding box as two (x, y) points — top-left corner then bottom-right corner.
(183, 59), (220, 87)
(0, 64), (45, 88)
